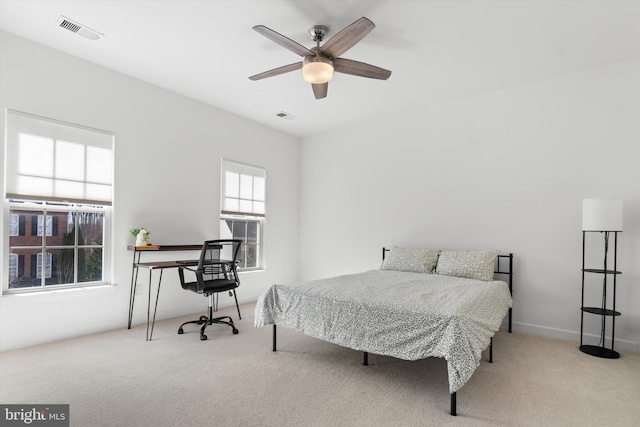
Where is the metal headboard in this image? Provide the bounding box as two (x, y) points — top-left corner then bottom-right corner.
(495, 253), (513, 333)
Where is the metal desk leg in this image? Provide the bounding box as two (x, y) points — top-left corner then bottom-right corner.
(128, 250), (141, 329)
(148, 269), (163, 341)
(146, 269), (152, 340)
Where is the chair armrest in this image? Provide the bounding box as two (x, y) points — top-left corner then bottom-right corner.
(177, 266), (197, 290)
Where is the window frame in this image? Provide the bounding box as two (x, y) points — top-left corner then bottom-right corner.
(4, 199), (112, 294)
(220, 214), (264, 271)
(220, 159), (266, 271)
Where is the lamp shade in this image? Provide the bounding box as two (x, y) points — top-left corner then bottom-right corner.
(302, 56), (334, 84)
(582, 198), (623, 231)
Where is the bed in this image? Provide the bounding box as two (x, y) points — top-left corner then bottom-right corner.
(254, 247), (513, 415)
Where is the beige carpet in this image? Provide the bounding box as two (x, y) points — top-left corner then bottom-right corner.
(1, 303), (639, 427)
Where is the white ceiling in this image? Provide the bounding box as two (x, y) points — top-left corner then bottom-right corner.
(1, 1), (639, 138)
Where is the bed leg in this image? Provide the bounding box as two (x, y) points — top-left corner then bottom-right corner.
(273, 325), (277, 352)
(489, 337), (493, 363)
(450, 392), (457, 416)
(363, 352), (368, 366)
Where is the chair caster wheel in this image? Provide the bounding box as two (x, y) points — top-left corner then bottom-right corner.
(200, 335), (207, 341)
(199, 315), (208, 322)
(178, 328), (183, 334)
(233, 328), (239, 334)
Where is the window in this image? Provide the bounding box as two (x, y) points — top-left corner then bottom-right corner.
(37, 215), (54, 236)
(36, 252), (52, 279)
(220, 159), (266, 270)
(4, 110), (113, 292)
(8, 201), (106, 289)
(9, 214), (20, 236)
(221, 218), (261, 269)
(8, 254), (18, 284)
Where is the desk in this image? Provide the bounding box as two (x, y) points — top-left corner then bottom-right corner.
(128, 244), (202, 340)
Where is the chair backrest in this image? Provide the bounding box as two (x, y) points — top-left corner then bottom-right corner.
(197, 239), (242, 281)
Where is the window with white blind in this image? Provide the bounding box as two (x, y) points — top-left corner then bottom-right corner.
(220, 159), (266, 270)
(4, 110), (113, 292)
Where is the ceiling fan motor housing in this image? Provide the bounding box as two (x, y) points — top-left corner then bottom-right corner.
(308, 25), (329, 43)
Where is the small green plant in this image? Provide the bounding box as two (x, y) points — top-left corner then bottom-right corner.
(129, 227), (150, 239)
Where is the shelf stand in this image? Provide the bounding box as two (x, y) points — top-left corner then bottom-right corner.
(580, 231), (621, 359)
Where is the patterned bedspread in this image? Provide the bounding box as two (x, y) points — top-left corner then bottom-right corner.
(254, 270), (512, 393)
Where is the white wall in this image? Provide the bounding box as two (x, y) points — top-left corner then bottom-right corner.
(0, 31), (300, 351)
(299, 58), (640, 352)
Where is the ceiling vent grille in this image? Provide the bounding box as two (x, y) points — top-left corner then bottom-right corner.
(55, 16), (103, 40)
(275, 111), (296, 120)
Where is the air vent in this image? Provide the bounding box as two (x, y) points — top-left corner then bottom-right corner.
(275, 111), (296, 120)
(55, 16), (103, 40)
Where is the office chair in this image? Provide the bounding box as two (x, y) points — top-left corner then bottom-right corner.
(177, 239), (242, 340)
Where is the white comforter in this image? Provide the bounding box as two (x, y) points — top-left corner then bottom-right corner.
(255, 270), (512, 393)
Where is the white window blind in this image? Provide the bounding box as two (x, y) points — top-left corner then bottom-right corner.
(5, 110), (114, 205)
(221, 159), (266, 216)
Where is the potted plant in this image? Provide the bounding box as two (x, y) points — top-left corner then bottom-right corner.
(130, 227), (150, 246)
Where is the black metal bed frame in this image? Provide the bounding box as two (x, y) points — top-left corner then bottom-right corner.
(271, 249), (514, 416)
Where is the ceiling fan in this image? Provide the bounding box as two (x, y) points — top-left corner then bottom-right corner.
(249, 17), (391, 100)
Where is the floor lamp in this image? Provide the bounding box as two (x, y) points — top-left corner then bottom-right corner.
(580, 198), (623, 358)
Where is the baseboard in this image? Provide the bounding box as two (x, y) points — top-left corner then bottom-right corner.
(506, 320), (640, 353)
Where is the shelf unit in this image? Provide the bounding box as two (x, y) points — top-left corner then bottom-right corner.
(580, 231), (621, 359)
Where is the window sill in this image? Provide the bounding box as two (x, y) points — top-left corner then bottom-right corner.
(2, 284), (118, 303)
(238, 268), (266, 274)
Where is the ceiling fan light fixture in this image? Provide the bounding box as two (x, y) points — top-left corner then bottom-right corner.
(250, 17), (389, 98)
(302, 56), (334, 84)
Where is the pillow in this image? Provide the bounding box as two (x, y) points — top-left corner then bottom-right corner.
(381, 246), (440, 274)
(435, 250), (499, 281)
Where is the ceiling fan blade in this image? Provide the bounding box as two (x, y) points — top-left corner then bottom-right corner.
(333, 58), (391, 80)
(253, 25), (315, 57)
(312, 83), (328, 99)
(320, 17), (375, 58)
(249, 62), (302, 81)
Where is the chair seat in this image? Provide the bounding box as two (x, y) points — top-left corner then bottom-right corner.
(182, 279), (238, 295)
